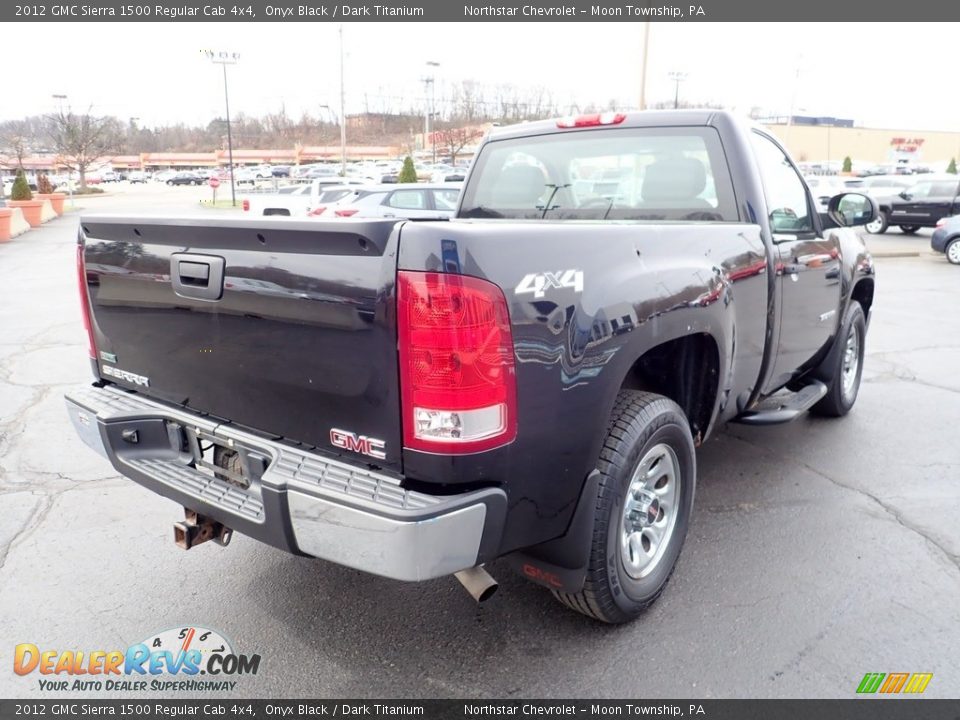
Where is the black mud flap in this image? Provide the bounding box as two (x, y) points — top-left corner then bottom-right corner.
(504, 470), (601, 593)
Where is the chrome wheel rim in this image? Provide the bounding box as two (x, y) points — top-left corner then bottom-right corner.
(841, 323), (861, 400)
(620, 443), (681, 580)
(865, 217), (883, 234)
(947, 241), (960, 264)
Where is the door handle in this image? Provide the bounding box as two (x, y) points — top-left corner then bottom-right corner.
(171, 253), (225, 301)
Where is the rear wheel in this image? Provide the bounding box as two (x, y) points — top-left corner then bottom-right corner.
(899, 225), (920, 234)
(865, 211), (888, 234)
(946, 238), (960, 265)
(811, 302), (866, 417)
(552, 391), (696, 623)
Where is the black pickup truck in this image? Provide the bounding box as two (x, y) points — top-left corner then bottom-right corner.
(864, 174), (960, 234)
(65, 111), (878, 623)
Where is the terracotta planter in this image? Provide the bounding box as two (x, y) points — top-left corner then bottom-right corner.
(36, 192), (66, 215)
(0, 208), (11, 242)
(7, 199), (44, 227)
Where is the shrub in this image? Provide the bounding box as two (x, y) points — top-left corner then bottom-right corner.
(948, 158), (957, 175)
(11, 169), (32, 201)
(37, 173), (54, 194)
(842, 156), (852, 174)
(397, 156), (418, 184)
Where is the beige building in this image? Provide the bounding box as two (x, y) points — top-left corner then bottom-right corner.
(763, 123), (960, 169)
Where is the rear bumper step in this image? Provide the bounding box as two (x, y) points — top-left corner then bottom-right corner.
(65, 384), (506, 581)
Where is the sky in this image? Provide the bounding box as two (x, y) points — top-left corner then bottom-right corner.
(5, 22), (958, 132)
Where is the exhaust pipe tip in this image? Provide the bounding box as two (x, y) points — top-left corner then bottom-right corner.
(454, 565), (499, 603)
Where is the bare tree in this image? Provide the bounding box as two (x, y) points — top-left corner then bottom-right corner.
(0, 120), (31, 170)
(434, 125), (484, 167)
(47, 108), (122, 189)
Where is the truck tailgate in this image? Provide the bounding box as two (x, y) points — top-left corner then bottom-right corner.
(80, 215), (403, 471)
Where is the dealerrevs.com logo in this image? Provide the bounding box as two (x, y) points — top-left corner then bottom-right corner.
(14, 626), (261, 692)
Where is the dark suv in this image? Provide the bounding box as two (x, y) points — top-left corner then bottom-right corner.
(866, 175), (960, 234)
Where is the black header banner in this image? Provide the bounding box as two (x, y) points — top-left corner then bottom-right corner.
(4, 0), (959, 22)
(2, 700), (960, 720)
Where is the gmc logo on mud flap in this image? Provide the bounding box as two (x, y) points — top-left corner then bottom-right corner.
(329, 428), (386, 460)
(522, 563), (563, 589)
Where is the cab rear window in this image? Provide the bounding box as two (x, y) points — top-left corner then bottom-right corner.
(460, 126), (738, 222)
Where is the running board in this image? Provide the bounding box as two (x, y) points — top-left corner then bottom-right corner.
(733, 381), (828, 426)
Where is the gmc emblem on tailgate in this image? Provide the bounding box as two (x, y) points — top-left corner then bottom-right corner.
(329, 428), (387, 460)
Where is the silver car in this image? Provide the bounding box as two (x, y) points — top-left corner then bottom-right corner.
(314, 183), (462, 219)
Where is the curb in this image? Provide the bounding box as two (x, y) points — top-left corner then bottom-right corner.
(871, 251), (921, 258)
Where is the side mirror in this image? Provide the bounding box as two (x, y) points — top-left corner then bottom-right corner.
(827, 192), (878, 228)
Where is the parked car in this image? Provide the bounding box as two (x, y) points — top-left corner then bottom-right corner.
(805, 176), (854, 211)
(431, 166), (469, 183)
(241, 178), (368, 216)
(232, 169), (262, 185)
(312, 183), (462, 219)
(128, 172), (148, 184)
(271, 165), (291, 178)
(67, 110), (877, 623)
(865, 175), (960, 234)
(299, 165), (341, 180)
(166, 172), (202, 186)
(931, 215), (960, 264)
(153, 170), (179, 183)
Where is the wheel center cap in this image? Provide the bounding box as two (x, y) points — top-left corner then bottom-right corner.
(632, 492), (659, 527)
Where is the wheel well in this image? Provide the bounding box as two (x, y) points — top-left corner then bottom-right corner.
(620, 334), (720, 444)
(851, 278), (874, 315)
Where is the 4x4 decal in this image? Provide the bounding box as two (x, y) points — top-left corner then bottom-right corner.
(515, 270), (584, 299)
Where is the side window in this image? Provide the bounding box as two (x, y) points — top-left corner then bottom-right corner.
(931, 181), (959, 197)
(432, 189), (460, 211)
(387, 190), (427, 210)
(750, 133), (814, 234)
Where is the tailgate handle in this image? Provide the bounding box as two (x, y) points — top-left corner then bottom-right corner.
(178, 261), (210, 285)
(171, 253), (225, 301)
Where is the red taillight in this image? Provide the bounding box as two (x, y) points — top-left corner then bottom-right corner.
(334, 208), (359, 218)
(307, 205), (327, 217)
(556, 112), (626, 129)
(397, 271), (517, 454)
(76, 244), (97, 360)
(241, 199), (249, 211)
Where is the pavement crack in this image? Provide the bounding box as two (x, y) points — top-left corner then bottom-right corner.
(729, 432), (960, 576)
(0, 493), (52, 573)
(0, 477), (123, 573)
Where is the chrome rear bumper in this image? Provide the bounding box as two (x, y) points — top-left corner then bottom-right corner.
(65, 384), (506, 581)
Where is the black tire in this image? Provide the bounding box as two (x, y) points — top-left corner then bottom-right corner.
(946, 238), (960, 265)
(552, 391), (696, 624)
(865, 211), (888, 234)
(899, 225), (920, 234)
(166, 180), (173, 186)
(811, 302), (866, 417)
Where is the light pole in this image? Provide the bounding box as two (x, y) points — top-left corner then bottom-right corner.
(639, 23), (650, 110)
(204, 50), (239, 206)
(668, 71), (687, 109)
(51, 94), (74, 207)
(426, 61), (440, 164)
(338, 26), (347, 176)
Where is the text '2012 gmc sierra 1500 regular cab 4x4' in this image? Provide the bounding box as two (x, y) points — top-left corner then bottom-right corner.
(65, 111), (878, 623)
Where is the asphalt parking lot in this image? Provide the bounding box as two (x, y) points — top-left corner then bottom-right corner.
(1, 185), (958, 699)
